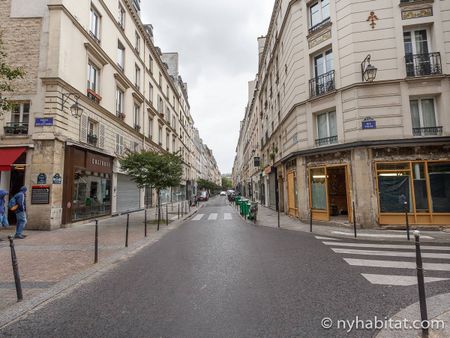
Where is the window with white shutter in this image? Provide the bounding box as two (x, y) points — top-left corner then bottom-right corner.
(116, 134), (124, 155)
(80, 114), (88, 143)
(98, 123), (105, 148)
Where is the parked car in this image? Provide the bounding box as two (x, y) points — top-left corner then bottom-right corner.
(197, 191), (209, 201)
(220, 191), (226, 196)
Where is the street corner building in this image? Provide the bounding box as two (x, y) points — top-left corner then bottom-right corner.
(0, 0), (220, 230)
(233, 0), (450, 228)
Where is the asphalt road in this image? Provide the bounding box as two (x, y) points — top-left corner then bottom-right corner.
(1, 197), (449, 337)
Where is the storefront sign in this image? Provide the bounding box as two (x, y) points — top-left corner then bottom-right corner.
(37, 173), (47, 185)
(35, 117), (54, 127)
(31, 185), (50, 204)
(362, 117), (377, 130)
(86, 152), (113, 174)
(53, 173), (62, 184)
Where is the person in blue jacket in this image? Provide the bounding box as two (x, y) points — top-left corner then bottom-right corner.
(0, 190), (9, 228)
(13, 186), (28, 239)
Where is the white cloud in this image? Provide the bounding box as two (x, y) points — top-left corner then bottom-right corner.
(141, 0), (274, 174)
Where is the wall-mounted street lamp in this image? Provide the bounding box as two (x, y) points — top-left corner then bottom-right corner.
(61, 93), (83, 118)
(361, 54), (378, 82)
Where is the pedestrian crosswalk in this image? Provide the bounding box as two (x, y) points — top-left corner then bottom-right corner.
(316, 236), (450, 286)
(191, 213), (233, 221)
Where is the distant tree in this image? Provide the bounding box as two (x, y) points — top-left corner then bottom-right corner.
(197, 178), (221, 193)
(0, 35), (25, 115)
(120, 150), (183, 230)
(221, 177), (232, 190)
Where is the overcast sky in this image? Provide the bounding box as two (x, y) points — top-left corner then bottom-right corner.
(141, 0), (274, 175)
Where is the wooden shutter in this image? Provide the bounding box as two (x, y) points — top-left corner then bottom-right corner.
(80, 114), (88, 143)
(98, 123), (105, 149)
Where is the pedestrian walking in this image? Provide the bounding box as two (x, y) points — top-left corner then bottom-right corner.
(0, 190), (9, 228)
(8, 186), (28, 239)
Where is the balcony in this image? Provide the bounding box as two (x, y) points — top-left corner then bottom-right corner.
(309, 70), (335, 98)
(413, 126), (443, 137)
(87, 89), (102, 104)
(315, 135), (338, 147)
(3, 122), (28, 135)
(405, 53), (442, 77)
(308, 17), (331, 35)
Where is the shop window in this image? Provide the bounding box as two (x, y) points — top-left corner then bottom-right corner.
(412, 163), (429, 212)
(378, 172), (411, 213)
(429, 163), (450, 213)
(311, 168), (327, 210)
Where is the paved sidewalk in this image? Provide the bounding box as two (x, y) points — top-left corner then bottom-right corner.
(242, 203), (450, 242)
(0, 201), (199, 314)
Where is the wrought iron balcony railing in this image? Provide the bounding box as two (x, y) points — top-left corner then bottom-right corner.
(308, 17), (331, 35)
(315, 135), (338, 147)
(3, 122), (28, 135)
(310, 70), (335, 98)
(405, 52), (442, 77)
(413, 126), (443, 137)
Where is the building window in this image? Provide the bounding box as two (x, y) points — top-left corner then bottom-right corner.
(90, 7), (101, 41)
(116, 134), (124, 155)
(316, 111), (337, 146)
(117, 40), (125, 70)
(166, 132), (170, 151)
(135, 31), (140, 53)
(87, 119), (98, 146)
(166, 106), (171, 122)
(159, 73), (162, 87)
(309, 0), (330, 28)
(149, 55), (153, 73)
(166, 85), (169, 97)
(149, 83), (154, 104)
(5, 102), (30, 135)
(158, 126), (163, 145)
(157, 95), (163, 114)
(87, 62), (100, 93)
(133, 103), (141, 130)
(310, 49), (334, 97)
(404, 29), (441, 77)
(135, 65), (141, 89)
(148, 116), (153, 139)
(118, 3), (126, 29)
(410, 98), (441, 136)
(172, 136), (176, 153)
(116, 87), (125, 118)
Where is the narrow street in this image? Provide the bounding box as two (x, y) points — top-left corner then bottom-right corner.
(1, 197), (449, 337)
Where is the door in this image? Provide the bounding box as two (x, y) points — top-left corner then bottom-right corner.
(116, 174), (141, 213)
(287, 171), (298, 217)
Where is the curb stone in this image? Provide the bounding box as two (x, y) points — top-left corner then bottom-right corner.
(0, 207), (199, 330)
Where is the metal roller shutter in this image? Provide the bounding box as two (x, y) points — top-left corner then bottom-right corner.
(117, 174), (141, 213)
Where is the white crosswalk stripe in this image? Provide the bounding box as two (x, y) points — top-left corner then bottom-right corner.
(224, 213), (232, 220)
(315, 236), (341, 241)
(208, 213), (218, 220)
(319, 238), (450, 286)
(332, 231), (434, 239)
(192, 214), (204, 221)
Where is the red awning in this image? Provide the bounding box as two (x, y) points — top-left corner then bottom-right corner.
(0, 147), (26, 171)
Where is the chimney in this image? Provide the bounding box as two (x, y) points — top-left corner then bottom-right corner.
(257, 36), (266, 65)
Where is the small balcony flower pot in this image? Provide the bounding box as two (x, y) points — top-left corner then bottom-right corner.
(87, 89), (102, 104)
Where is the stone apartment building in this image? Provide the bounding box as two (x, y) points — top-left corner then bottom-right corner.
(234, 0), (450, 228)
(0, 0), (219, 229)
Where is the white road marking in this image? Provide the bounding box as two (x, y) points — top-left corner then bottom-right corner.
(332, 248), (450, 259)
(224, 213), (232, 220)
(315, 236), (341, 241)
(361, 274), (449, 286)
(332, 231), (433, 239)
(323, 241), (450, 251)
(344, 258), (450, 272)
(193, 214), (204, 221)
(208, 213), (218, 220)
(171, 215), (178, 220)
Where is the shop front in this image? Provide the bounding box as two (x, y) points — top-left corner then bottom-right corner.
(62, 146), (113, 224)
(286, 159), (298, 217)
(376, 161), (450, 225)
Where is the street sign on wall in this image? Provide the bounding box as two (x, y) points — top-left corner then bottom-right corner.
(35, 117), (54, 127)
(362, 117), (377, 130)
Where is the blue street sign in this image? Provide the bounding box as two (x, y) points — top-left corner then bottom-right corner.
(362, 119), (376, 130)
(35, 117), (54, 127)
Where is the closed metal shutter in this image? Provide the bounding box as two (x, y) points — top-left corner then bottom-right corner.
(117, 174), (140, 213)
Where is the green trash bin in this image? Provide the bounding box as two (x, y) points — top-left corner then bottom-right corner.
(246, 202), (252, 219)
(240, 198), (248, 216)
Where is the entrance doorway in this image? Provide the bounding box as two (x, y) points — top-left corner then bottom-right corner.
(327, 167), (349, 222)
(287, 171), (298, 217)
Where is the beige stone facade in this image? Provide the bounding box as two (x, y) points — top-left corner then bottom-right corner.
(0, 0), (219, 229)
(234, 0), (450, 228)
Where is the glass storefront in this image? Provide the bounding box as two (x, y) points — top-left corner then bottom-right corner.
(311, 168), (327, 210)
(72, 170), (111, 221)
(377, 161), (450, 217)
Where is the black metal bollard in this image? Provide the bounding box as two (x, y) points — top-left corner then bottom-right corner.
(166, 204), (169, 226)
(8, 236), (23, 302)
(144, 209), (147, 237)
(178, 204), (180, 219)
(94, 220), (99, 264)
(310, 208), (313, 233)
(414, 231), (429, 335)
(405, 201), (410, 241)
(353, 202), (357, 238)
(125, 214), (129, 248)
(277, 206), (280, 229)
